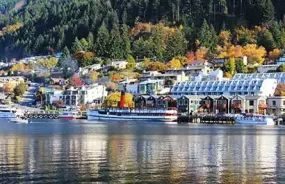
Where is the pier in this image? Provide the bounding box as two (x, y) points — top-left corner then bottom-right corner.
(178, 115), (235, 124)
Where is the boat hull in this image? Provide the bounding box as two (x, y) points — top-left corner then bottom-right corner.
(58, 116), (77, 120)
(88, 110), (177, 122)
(235, 119), (275, 126)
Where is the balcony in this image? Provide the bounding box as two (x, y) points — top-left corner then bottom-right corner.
(232, 104), (242, 109)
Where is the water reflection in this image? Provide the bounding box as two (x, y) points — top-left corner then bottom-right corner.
(0, 122), (284, 183)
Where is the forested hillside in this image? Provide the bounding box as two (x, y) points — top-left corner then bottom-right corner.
(1, 0), (285, 62)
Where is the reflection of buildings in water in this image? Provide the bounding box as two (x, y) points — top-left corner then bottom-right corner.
(0, 136), (26, 172)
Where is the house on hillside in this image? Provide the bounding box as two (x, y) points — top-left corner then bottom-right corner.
(110, 60), (128, 70)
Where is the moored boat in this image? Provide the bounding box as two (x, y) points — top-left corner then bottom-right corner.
(235, 114), (275, 125)
(58, 111), (80, 120)
(87, 108), (178, 122)
(0, 106), (23, 119)
(9, 117), (31, 124)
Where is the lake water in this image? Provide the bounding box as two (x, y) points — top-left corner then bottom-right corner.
(0, 120), (285, 183)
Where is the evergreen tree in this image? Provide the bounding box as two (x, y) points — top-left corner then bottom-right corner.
(198, 19), (217, 50)
(80, 38), (89, 51)
(165, 30), (188, 60)
(109, 24), (122, 59)
(261, 0), (275, 24)
(126, 55), (136, 69)
(87, 32), (94, 50)
(120, 24), (131, 59)
(257, 29), (276, 51)
(71, 37), (83, 53)
(95, 22), (109, 57)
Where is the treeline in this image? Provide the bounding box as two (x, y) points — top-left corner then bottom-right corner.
(0, 0), (23, 14)
(1, 0), (285, 61)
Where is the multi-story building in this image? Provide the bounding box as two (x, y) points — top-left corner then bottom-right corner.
(267, 96), (285, 116)
(45, 84), (107, 106)
(232, 72), (285, 83)
(172, 78), (277, 97)
(166, 61), (213, 76)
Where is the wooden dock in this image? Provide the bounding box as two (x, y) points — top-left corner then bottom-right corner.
(178, 115), (235, 124)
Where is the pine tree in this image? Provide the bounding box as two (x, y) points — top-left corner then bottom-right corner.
(198, 19), (217, 50)
(109, 24), (123, 59)
(120, 24), (131, 59)
(257, 29), (276, 51)
(95, 22), (109, 57)
(71, 37), (83, 53)
(87, 32), (94, 50)
(261, 0), (275, 24)
(165, 30), (188, 60)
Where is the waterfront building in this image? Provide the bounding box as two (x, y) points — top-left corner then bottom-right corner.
(257, 65), (279, 73)
(177, 95), (203, 114)
(139, 71), (188, 83)
(138, 79), (168, 95)
(166, 61), (213, 76)
(267, 96), (285, 116)
(172, 78), (277, 97)
(276, 55), (285, 65)
(232, 72), (285, 83)
(45, 84), (107, 106)
(134, 95), (177, 109)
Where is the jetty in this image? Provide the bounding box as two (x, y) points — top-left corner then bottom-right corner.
(178, 115), (235, 124)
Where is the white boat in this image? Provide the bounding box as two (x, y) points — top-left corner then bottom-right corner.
(9, 117), (31, 124)
(58, 111), (80, 120)
(0, 106), (23, 119)
(87, 108), (178, 122)
(235, 114), (275, 125)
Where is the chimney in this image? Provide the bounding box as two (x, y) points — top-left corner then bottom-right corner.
(119, 91), (126, 108)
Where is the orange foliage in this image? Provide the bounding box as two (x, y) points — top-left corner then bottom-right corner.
(3, 82), (17, 94)
(110, 73), (124, 82)
(130, 22), (176, 37)
(224, 72), (233, 78)
(218, 30), (231, 47)
(185, 52), (195, 63)
(242, 44), (266, 64)
(147, 61), (169, 72)
(269, 49), (281, 61)
(195, 47), (208, 61)
(217, 45), (243, 58)
(0, 22), (23, 36)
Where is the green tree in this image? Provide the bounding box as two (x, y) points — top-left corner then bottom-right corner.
(80, 38), (89, 51)
(126, 55), (136, 69)
(87, 32), (94, 50)
(109, 24), (122, 59)
(120, 24), (131, 58)
(277, 64), (285, 72)
(165, 30), (188, 60)
(224, 58), (236, 75)
(198, 19), (217, 50)
(71, 37), (83, 53)
(235, 59), (247, 73)
(257, 29), (276, 51)
(95, 22), (109, 57)
(14, 82), (27, 97)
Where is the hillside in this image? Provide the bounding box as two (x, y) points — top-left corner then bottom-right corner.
(1, 0), (285, 61)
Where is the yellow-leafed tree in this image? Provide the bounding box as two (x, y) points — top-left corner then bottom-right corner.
(169, 57), (183, 69)
(104, 92), (134, 108)
(242, 44), (266, 64)
(3, 81), (17, 94)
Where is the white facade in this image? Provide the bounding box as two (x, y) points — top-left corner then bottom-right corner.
(111, 61), (128, 70)
(267, 96), (285, 116)
(46, 84), (107, 106)
(172, 78), (277, 97)
(257, 65), (279, 73)
(233, 72), (285, 83)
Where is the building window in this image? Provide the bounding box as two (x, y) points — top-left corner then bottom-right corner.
(273, 100), (276, 106)
(249, 100), (254, 106)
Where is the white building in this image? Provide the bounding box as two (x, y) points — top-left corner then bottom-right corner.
(79, 64), (102, 75)
(166, 62), (213, 76)
(172, 78), (277, 97)
(267, 96), (285, 116)
(257, 65), (279, 73)
(232, 72), (285, 83)
(45, 84), (107, 106)
(110, 60), (128, 70)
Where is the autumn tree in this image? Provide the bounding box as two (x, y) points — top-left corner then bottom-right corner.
(38, 57), (58, 69)
(104, 92), (133, 108)
(218, 30), (231, 47)
(126, 55), (136, 69)
(169, 58), (183, 69)
(14, 82), (27, 97)
(3, 81), (17, 94)
(268, 48), (281, 61)
(88, 71), (98, 81)
(147, 61), (168, 72)
(70, 74), (84, 87)
(242, 44), (266, 64)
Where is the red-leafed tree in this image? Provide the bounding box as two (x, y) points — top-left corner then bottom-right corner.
(70, 74), (84, 87)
